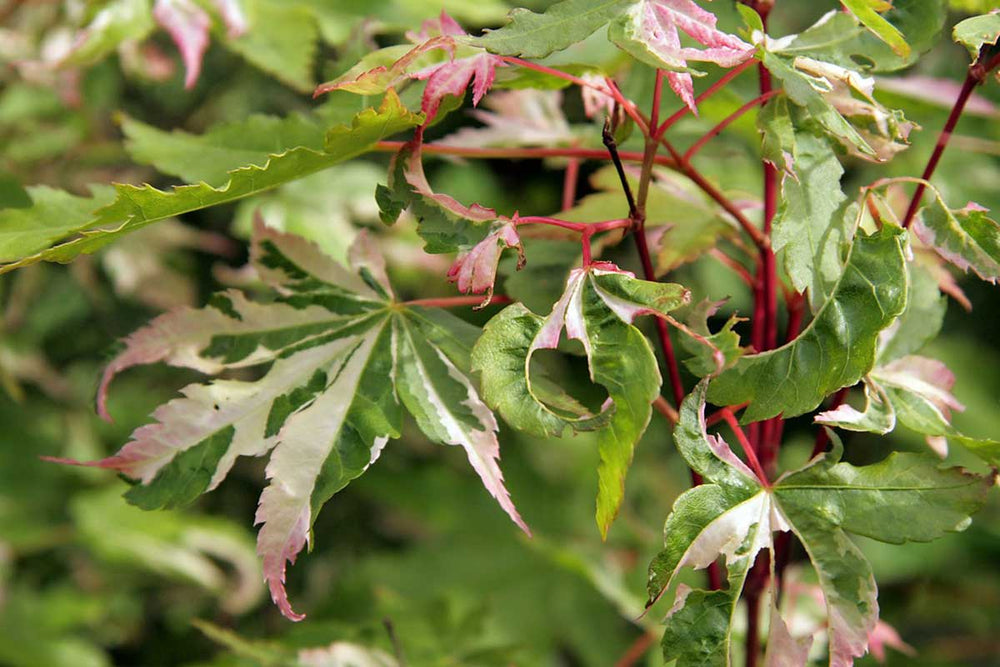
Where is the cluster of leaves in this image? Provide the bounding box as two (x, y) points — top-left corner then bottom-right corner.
(4, 0), (1000, 665)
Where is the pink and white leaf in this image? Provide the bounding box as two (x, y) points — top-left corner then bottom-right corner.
(212, 0), (247, 38)
(96, 290), (341, 419)
(867, 619), (916, 663)
(447, 222), (523, 306)
(405, 10), (465, 43)
(153, 0), (211, 89)
(55, 339), (354, 489)
(614, 0), (753, 112)
(395, 323), (528, 534)
(764, 595), (813, 667)
(256, 327), (390, 621)
(872, 355), (965, 419)
(815, 378), (896, 435)
(252, 218), (380, 297)
(411, 50), (505, 119)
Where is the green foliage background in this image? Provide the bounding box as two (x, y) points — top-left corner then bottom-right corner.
(1, 0), (999, 665)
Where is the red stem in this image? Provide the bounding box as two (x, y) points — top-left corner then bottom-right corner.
(374, 141), (678, 169)
(562, 156), (581, 210)
(634, 228), (686, 408)
(515, 216), (631, 234)
(707, 403), (749, 427)
(683, 90), (780, 162)
(650, 70), (664, 134)
(498, 56), (595, 91)
(614, 632), (656, 667)
(720, 409), (770, 486)
(901, 59), (996, 228)
(656, 59), (756, 138)
(403, 294), (512, 308)
(659, 138), (769, 249)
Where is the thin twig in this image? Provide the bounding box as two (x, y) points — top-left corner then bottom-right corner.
(683, 90), (780, 162)
(602, 120), (638, 219)
(652, 395), (680, 424)
(656, 59), (757, 138)
(403, 294), (512, 308)
(902, 49), (1000, 228)
(383, 618), (407, 666)
(562, 156), (581, 210)
(373, 141), (679, 170)
(614, 631), (656, 667)
(720, 409), (770, 485)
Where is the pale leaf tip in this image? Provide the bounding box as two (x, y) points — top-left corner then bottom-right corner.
(269, 580), (306, 622)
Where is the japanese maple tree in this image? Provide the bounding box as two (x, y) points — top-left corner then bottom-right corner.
(4, 0), (1000, 665)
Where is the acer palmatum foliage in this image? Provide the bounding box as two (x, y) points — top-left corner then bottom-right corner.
(13, 1), (1000, 665)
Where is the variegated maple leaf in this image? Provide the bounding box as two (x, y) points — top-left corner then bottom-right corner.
(50, 221), (527, 621)
(447, 221), (524, 306)
(473, 263), (691, 536)
(647, 382), (988, 666)
(609, 0), (753, 111)
(315, 11), (505, 120)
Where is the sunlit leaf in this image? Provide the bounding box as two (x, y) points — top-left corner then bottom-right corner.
(468, 0), (633, 59)
(841, 0), (911, 58)
(0, 93), (421, 273)
(608, 0), (753, 111)
(952, 11), (1000, 62)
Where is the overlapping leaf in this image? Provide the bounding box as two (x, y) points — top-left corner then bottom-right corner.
(315, 12), (504, 120)
(473, 263), (689, 536)
(378, 136), (502, 254)
(647, 382), (989, 666)
(468, 0), (634, 59)
(761, 3), (945, 73)
(49, 223), (527, 622)
(0, 93), (421, 273)
(769, 128), (850, 311)
(609, 0), (753, 111)
(762, 52), (913, 161)
(953, 11), (1000, 63)
(841, 0), (911, 58)
(707, 227), (908, 423)
(911, 185), (1000, 284)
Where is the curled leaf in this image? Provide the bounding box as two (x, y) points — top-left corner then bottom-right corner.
(447, 222), (524, 307)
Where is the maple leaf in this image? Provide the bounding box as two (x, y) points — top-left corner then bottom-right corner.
(447, 221), (524, 307)
(153, 0), (211, 89)
(49, 221), (527, 621)
(647, 382), (989, 666)
(474, 263), (690, 535)
(610, 0), (753, 112)
(315, 11), (505, 121)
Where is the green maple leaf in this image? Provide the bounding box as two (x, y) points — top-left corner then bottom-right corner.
(708, 226), (908, 423)
(473, 263), (690, 536)
(0, 93), (421, 272)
